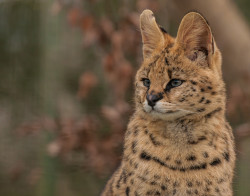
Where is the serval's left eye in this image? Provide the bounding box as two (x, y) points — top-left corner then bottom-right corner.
(165, 79), (184, 91)
(170, 79), (183, 87)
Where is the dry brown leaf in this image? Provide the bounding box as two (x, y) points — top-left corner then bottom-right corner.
(67, 8), (82, 26)
(77, 71), (98, 99)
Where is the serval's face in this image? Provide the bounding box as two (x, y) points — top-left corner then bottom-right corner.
(135, 10), (224, 121)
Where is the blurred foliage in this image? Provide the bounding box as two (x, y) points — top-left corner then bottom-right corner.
(0, 0), (249, 196)
(236, 0), (250, 20)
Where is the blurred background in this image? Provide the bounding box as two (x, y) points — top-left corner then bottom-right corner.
(0, 0), (250, 195)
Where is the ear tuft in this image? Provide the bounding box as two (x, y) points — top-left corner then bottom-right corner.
(140, 9), (164, 59)
(176, 12), (215, 61)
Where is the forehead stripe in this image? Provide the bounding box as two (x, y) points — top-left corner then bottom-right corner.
(148, 55), (161, 67)
(168, 69), (172, 79)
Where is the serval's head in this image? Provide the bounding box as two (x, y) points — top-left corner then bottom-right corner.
(135, 9), (225, 121)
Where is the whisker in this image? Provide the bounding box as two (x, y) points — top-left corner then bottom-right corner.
(159, 102), (176, 106)
(178, 109), (196, 113)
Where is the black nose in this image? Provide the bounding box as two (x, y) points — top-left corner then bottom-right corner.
(146, 93), (163, 107)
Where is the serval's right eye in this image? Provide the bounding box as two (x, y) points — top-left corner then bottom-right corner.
(142, 78), (150, 88)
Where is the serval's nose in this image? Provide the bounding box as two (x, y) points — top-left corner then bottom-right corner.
(146, 92), (163, 107)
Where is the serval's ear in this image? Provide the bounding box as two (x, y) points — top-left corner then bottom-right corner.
(140, 9), (164, 60)
(176, 12), (215, 62)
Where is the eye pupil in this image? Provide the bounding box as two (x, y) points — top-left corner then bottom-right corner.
(171, 79), (182, 87)
(172, 81), (179, 86)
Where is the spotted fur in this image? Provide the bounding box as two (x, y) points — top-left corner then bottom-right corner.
(102, 10), (235, 196)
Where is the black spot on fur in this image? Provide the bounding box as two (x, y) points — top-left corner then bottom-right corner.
(191, 87), (196, 92)
(187, 155), (196, 161)
(146, 190), (154, 195)
(149, 134), (161, 146)
(180, 168), (186, 172)
(165, 177), (170, 182)
(130, 179), (134, 185)
(128, 172), (134, 176)
(140, 152), (209, 172)
(140, 151), (151, 160)
(198, 136), (207, 141)
(207, 86), (212, 90)
(199, 97), (205, 103)
(126, 187), (130, 196)
(173, 181), (179, 187)
(205, 187), (210, 192)
(175, 160), (182, 165)
(187, 181), (193, 187)
(210, 158), (221, 166)
(152, 157), (166, 166)
(188, 140), (198, 145)
(168, 69), (172, 79)
(116, 170), (127, 188)
(165, 57), (169, 66)
(203, 152), (209, 158)
(205, 100), (211, 104)
(154, 175), (160, 179)
(223, 152), (230, 162)
(206, 179), (212, 185)
(197, 108), (205, 112)
(137, 175), (146, 182)
(132, 141), (137, 154)
(126, 130), (131, 136)
(134, 129), (139, 136)
(161, 185), (166, 191)
(189, 163), (207, 170)
(190, 80), (197, 85)
(200, 88), (205, 92)
(218, 178), (225, 184)
(166, 156), (171, 161)
(205, 107), (222, 119)
(179, 98), (185, 102)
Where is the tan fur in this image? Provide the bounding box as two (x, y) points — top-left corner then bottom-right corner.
(140, 10), (165, 59)
(102, 9), (235, 196)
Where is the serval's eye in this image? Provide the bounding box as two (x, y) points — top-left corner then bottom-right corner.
(165, 79), (184, 91)
(170, 79), (183, 87)
(142, 78), (150, 87)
